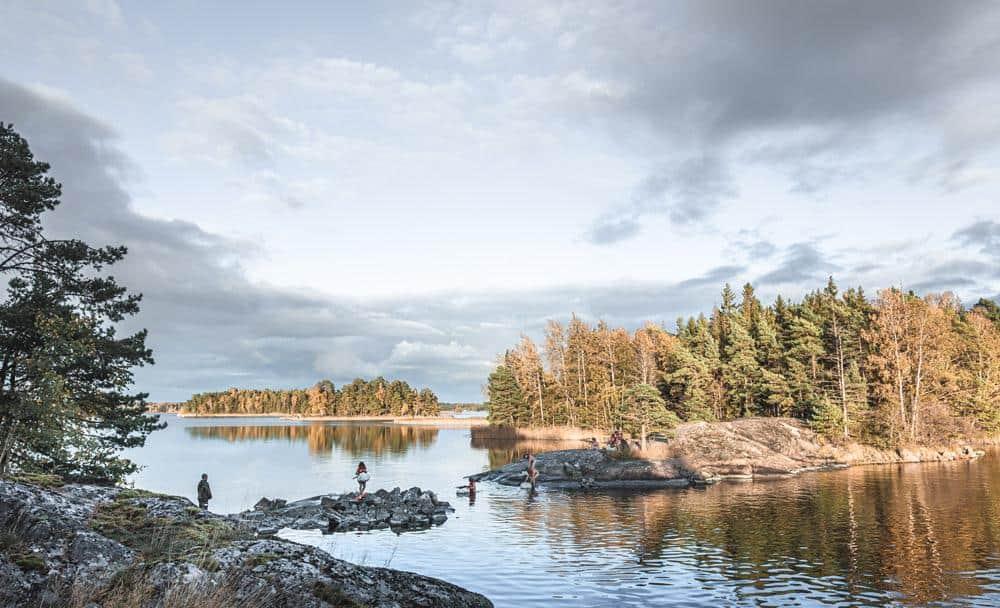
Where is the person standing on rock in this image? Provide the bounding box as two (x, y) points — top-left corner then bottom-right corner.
(197, 473), (212, 510)
(354, 461), (370, 499)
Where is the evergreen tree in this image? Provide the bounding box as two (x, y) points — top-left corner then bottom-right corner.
(486, 365), (528, 426)
(0, 123), (162, 481)
(619, 383), (680, 440)
(722, 315), (761, 417)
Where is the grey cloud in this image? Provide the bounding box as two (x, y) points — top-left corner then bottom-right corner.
(953, 220), (1000, 258)
(586, 213), (640, 244)
(757, 242), (839, 285)
(564, 1), (1000, 240)
(907, 258), (1000, 294)
(587, 155), (735, 243)
(0, 78), (749, 402)
(677, 265), (747, 289)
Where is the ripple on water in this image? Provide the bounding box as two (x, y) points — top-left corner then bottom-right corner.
(130, 420), (1000, 608)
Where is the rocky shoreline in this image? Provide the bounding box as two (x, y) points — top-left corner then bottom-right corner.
(0, 479), (491, 608)
(471, 417), (988, 489)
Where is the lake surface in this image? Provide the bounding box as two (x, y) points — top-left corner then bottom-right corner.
(129, 415), (1000, 607)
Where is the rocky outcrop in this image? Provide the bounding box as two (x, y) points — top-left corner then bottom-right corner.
(0, 479), (491, 608)
(236, 487), (453, 535)
(471, 417), (987, 489)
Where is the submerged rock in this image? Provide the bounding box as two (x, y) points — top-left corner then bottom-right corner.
(0, 479), (490, 608)
(236, 486), (453, 534)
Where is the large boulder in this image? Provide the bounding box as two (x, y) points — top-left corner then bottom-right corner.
(0, 479), (491, 608)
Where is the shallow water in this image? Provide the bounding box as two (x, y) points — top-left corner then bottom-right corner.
(129, 415), (1000, 607)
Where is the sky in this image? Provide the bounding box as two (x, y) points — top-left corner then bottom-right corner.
(1, 0), (999, 402)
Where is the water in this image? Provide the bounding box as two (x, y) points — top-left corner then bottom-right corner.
(128, 415), (1000, 607)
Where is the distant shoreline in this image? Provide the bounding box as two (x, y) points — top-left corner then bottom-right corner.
(171, 412), (489, 426)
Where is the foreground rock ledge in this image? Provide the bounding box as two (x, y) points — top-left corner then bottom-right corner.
(0, 480), (491, 608)
(471, 417), (987, 489)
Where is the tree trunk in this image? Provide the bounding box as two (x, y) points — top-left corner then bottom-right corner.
(833, 315), (849, 438)
(536, 371), (545, 426)
(0, 420), (18, 477)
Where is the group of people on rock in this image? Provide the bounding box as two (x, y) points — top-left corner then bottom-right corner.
(585, 431), (641, 451)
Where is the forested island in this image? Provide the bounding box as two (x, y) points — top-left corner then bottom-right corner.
(180, 377), (442, 417)
(487, 281), (1000, 448)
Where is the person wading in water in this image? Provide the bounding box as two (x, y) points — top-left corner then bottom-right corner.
(525, 453), (539, 489)
(197, 473), (212, 510)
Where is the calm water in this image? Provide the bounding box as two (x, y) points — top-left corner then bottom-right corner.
(128, 415), (1000, 607)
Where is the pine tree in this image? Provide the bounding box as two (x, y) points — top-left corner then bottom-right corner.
(0, 123), (162, 481)
(486, 365), (528, 426)
(722, 315), (761, 417)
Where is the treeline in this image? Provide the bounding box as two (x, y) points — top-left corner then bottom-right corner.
(181, 378), (440, 417)
(486, 280), (1000, 446)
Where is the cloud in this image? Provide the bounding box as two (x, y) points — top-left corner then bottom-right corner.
(757, 242), (839, 285)
(85, 0), (124, 28)
(953, 220), (1000, 258)
(586, 213), (640, 244)
(586, 155), (735, 243)
(677, 265), (747, 289)
(164, 95), (288, 168)
(423, 2), (1000, 242)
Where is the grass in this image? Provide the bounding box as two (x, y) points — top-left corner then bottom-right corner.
(312, 581), (367, 607)
(470, 424), (596, 441)
(66, 571), (269, 608)
(14, 552), (47, 572)
(244, 553), (281, 567)
(8, 471), (65, 488)
(88, 493), (246, 569)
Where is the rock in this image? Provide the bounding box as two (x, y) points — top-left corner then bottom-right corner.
(0, 479), (491, 608)
(238, 486), (451, 533)
(253, 497), (286, 511)
(470, 417), (990, 489)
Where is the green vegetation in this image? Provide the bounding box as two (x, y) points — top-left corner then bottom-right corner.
(312, 581), (366, 607)
(10, 471), (65, 488)
(181, 377), (440, 417)
(14, 552), (47, 572)
(244, 553), (281, 568)
(488, 279), (1000, 447)
(0, 123), (162, 483)
(89, 493), (245, 568)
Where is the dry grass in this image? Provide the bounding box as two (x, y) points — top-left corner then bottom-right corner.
(8, 471), (65, 488)
(89, 494), (245, 570)
(470, 425), (595, 441)
(65, 571), (269, 608)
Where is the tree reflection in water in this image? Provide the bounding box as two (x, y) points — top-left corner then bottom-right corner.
(186, 423), (439, 457)
(470, 437), (583, 470)
(484, 454), (1000, 606)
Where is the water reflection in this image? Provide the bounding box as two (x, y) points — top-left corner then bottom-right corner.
(185, 423), (439, 456)
(134, 418), (1000, 607)
(470, 436), (581, 469)
(482, 458), (1000, 606)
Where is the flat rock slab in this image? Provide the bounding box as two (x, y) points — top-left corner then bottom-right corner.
(236, 486), (453, 533)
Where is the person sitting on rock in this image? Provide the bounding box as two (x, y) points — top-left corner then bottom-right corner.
(587, 437), (599, 449)
(197, 473), (212, 510)
(354, 462), (370, 499)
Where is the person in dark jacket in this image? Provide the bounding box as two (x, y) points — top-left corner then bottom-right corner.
(197, 473), (212, 510)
